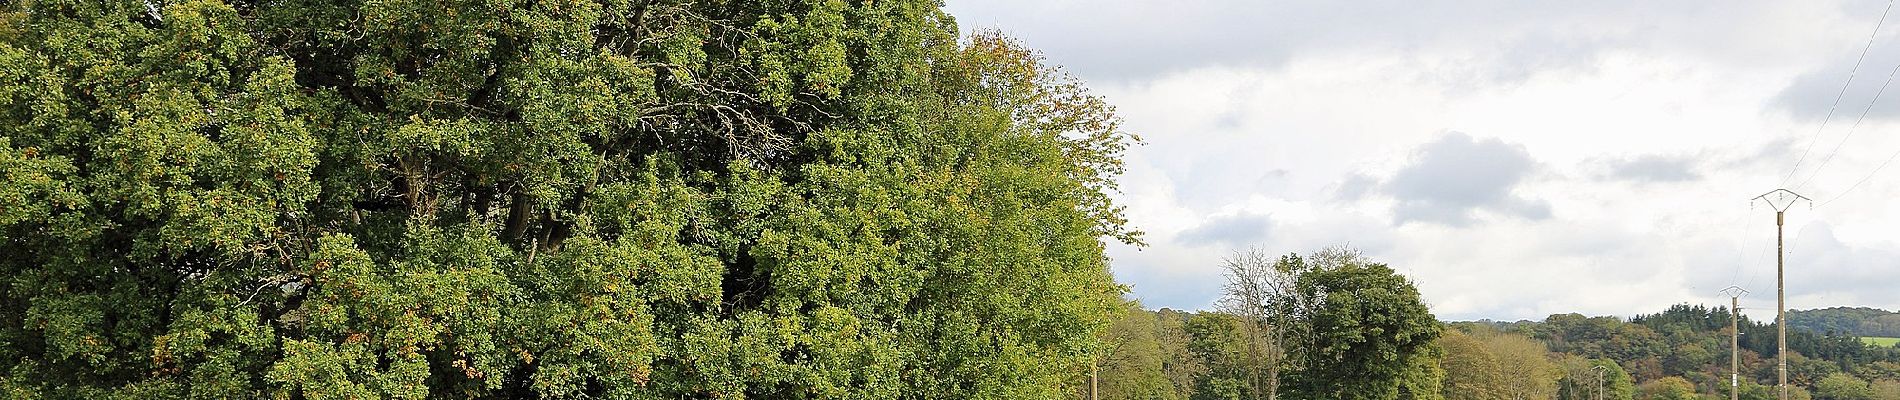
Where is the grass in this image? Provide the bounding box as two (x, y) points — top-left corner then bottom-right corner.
(1863, 337), (1900, 347)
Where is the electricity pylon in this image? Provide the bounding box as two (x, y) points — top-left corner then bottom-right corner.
(1752, 189), (1809, 400)
(1722, 285), (1749, 400)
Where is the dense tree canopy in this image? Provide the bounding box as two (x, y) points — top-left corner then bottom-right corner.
(1097, 301), (1900, 400)
(1095, 301), (1196, 400)
(1094, 248), (1443, 400)
(1437, 330), (1505, 400)
(1792, 307), (1900, 339)
(0, 0), (1141, 398)
(1282, 252), (1441, 400)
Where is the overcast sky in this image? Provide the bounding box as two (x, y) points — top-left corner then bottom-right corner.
(944, 0), (1900, 322)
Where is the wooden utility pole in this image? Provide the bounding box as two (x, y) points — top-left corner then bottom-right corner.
(1090, 360), (1098, 400)
(1593, 364), (1607, 400)
(1753, 189), (1809, 400)
(1723, 286), (1749, 400)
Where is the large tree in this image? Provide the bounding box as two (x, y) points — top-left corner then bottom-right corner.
(1438, 330), (1506, 400)
(1816, 372), (1878, 400)
(1277, 248), (1442, 400)
(0, 0), (1138, 398)
(1475, 326), (1562, 399)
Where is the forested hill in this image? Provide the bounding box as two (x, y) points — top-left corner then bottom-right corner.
(1792, 307), (1900, 337)
(1099, 302), (1900, 400)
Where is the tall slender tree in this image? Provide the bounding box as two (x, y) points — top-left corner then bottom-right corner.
(1216, 247), (1301, 399)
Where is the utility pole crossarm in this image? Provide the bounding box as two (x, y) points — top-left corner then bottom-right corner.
(1750, 189), (1812, 212)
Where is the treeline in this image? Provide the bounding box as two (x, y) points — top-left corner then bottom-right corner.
(1097, 298), (1900, 399)
(1092, 247), (1442, 400)
(1525, 304), (1900, 399)
(1791, 307), (1900, 338)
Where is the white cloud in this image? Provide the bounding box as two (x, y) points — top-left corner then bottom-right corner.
(947, 0), (1900, 321)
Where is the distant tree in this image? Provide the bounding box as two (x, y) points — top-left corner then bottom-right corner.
(1794, 352), (1849, 387)
(1790, 308), (1895, 337)
(1870, 379), (1900, 400)
(1099, 302), (1185, 400)
(1185, 312), (1264, 400)
(1537, 313), (1667, 364)
(1728, 379), (1814, 400)
(1475, 327), (1563, 399)
(1862, 361), (1900, 382)
(1817, 372), (1877, 400)
(1865, 315), (1900, 338)
(1635, 377), (1696, 400)
(1155, 309), (1205, 399)
(1663, 342), (1717, 379)
(1557, 356), (1635, 400)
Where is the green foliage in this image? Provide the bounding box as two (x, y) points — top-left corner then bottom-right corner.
(1285, 258), (1441, 400)
(1438, 330), (1505, 400)
(1396, 341), (1446, 400)
(1817, 372), (1877, 400)
(1861, 361), (1900, 382)
(1097, 303), (1196, 400)
(1791, 308), (1900, 338)
(1871, 379), (1900, 400)
(1435, 325), (1562, 400)
(1096, 298), (1900, 400)
(0, 0), (1139, 398)
(1097, 248), (1442, 400)
(1635, 376), (1696, 400)
(1184, 312), (1263, 400)
(1556, 356), (1636, 400)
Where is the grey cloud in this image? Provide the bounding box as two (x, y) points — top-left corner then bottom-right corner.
(1103, 245), (1227, 310)
(1722, 136), (1799, 170)
(1168, 162), (1289, 210)
(1333, 173), (1379, 201)
(1386, 132), (1549, 226)
(1683, 221), (1900, 311)
(1175, 213), (1272, 248)
(945, 0), (1832, 83)
(1786, 223), (1900, 301)
(1773, 35), (1900, 122)
(1600, 154), (1701, 183)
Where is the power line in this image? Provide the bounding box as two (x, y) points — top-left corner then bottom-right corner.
(1796, 51), (1900, 191)
(1784, 0), (1896, 186)
(1723, 201), (1756, 288)
(1816, 145), (1900, 208)
(1739, 201), (1775, 294)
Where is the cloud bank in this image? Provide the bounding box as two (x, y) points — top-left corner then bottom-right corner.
(948, 0), (1900, 321)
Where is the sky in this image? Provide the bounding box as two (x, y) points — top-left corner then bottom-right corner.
(943, 0), (1900, 322)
